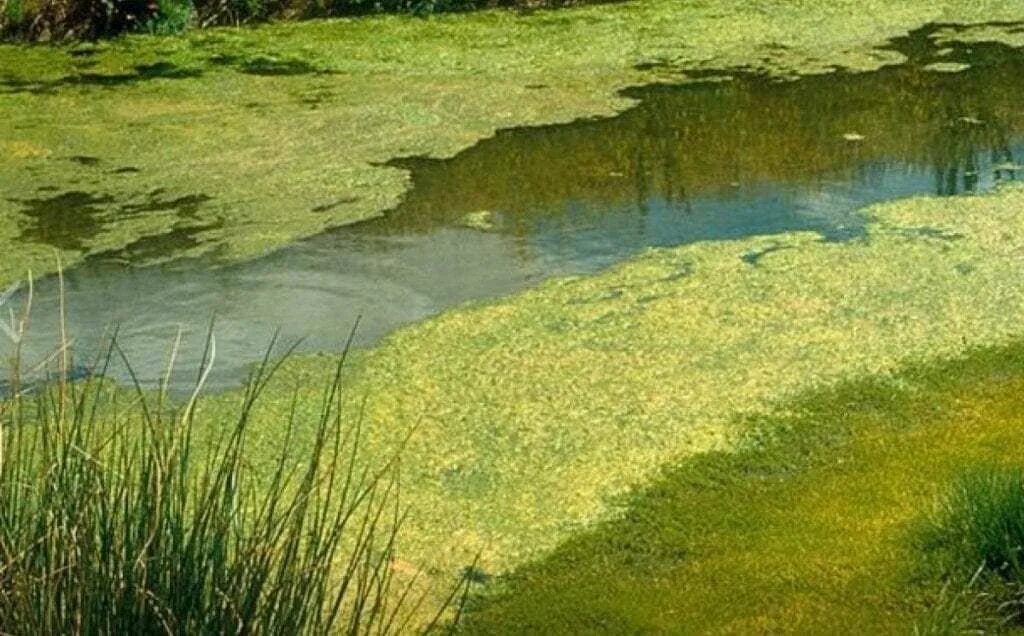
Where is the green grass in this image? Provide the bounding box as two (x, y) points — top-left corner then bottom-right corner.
(2, 2), (1024, 286)
(0, 333), (461, 633)
(923, 469), (1024, 579)
(912, 468), (1024, 631)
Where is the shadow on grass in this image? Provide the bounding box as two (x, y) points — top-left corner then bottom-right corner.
(459, 342), (1024, 633)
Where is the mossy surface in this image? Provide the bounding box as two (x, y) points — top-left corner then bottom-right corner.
(461, 342), (1024, 633)
(189, 186), (1024, 592)
(3, 3), (1024, 284)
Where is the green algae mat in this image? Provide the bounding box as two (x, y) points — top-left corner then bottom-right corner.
(191, 185), (1024, 597)
(461, 342), (1024, 632)
(4, 2), (1024, 285)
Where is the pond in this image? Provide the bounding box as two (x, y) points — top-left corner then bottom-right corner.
(7, 28), (1024, 392)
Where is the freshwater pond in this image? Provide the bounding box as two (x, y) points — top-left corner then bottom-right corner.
(7, 31), (1024, 392)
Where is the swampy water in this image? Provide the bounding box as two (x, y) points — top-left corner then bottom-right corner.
(9, 32), (1024, 391)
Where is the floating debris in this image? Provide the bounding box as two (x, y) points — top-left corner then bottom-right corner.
(460, 210), (498, 231)
(994, 162), (1023, 172)
(924, 62), (971, 73)
(957, 116), (985, 126)
(842, 132), (865, 142)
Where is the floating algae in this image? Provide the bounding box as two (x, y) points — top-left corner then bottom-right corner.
(924, 61), (972, 72)
(10, 33), (1024, 392)
(459, 210), (498, 232)
(4, 2), (1024, 284)
(196, 185), (1024, 579)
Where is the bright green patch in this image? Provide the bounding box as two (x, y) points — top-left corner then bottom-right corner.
(3, 2), (1024, 284)
(924, 61), (971, 72)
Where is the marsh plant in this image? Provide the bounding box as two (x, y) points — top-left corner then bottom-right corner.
(0, 273), (463, 634)
(917, 467), (1024, 632)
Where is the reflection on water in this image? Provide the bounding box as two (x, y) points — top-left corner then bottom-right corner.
(7, 28), (1024, 392)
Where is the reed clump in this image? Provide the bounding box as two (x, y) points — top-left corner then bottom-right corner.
(0, 276), (461, 634)
(917, 467), (1024, 632)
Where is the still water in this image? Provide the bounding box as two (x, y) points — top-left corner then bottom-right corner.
(7, 30), (1024, 392)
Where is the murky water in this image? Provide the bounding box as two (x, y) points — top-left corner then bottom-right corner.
(6, 29), (1024, 392)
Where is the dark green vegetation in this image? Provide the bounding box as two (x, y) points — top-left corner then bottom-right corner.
(0, 0), (590, 41)
(459, 342), (1024, 633)
(0, 334), (461, 633)
(924, 469), (1024, 580)
(915, 468), (1024, 630)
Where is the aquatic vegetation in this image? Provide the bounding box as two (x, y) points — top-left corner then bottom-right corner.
(3, 3), (1024, 286)
(11, 38), (1024, 396)
(0, 333), (462, 633)
(182, 185), (1024, 594)
(460, 341), (1024, 632)
(923, 61), (971, 73)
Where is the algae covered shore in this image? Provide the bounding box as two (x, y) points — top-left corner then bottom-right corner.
(193, 184), (1024, 587)
(5, 2), (1024, 630)
(3, 2), (1024, 285)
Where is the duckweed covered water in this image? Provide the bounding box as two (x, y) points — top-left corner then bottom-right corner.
(8, 29), (1024, 390)
(5, 3), (1024, 289)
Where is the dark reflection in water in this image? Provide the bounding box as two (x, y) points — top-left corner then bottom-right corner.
(8, 26), (1024, 392)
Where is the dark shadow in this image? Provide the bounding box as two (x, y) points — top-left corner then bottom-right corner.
(121, 192), (213, 216)
(0, 61), (203, 95)
(94, 219), (224, 263)
(240, 56), (325, 76)
(11, 189), (213, 251)
(11, 191), (114, 250)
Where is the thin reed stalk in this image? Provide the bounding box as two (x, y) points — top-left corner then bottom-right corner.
(0, 271), (466, 634)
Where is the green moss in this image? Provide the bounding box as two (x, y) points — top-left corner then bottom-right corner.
(3, 2), (1024, 284)
(461, 342), (1024, 633)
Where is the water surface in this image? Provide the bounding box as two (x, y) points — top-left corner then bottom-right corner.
(7, 29), (1024, 391)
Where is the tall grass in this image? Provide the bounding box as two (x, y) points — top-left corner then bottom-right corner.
(917, 467), (1024, 632)
(922, 469), (1024, 578)
(0, 274), (465, 634)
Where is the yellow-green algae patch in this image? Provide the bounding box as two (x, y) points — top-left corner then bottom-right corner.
(197, 185), (1024, 578)
(3, 0), (1024, 285)
(923, 61), (971, 73)
(462, 345), (1024, 632)
(933, 22), (1024, 50)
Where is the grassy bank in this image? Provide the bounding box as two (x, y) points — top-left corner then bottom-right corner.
(175, 184), (1024, 595)
(3, 3), (1024, 286)
(459, 340), (1024, 632)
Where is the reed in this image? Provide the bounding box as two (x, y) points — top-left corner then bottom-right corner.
(0, 272), (464, 634)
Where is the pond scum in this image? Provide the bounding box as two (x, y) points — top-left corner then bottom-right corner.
(2, 5), (1024, 287)
(6, 3), (1024, 631)
(187, 185), (1024, 596)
